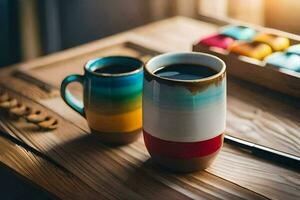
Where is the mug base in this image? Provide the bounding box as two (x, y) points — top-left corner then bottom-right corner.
(91, 128), (141, 145)
(149, 149), (220, 173)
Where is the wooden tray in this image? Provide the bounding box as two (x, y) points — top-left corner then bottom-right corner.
(193, 26), (300, 98)
(14, 41), (160, 92)
(7, 39), (299, 158)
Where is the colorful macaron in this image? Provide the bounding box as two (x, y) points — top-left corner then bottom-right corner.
(199, 34), (235, 49)
(221, 25), (256, 41)
(254, 33), (290, 51)
(286, 44), (300, 55)
(265, 52), (300, 72)
(229, 41), (272, 60)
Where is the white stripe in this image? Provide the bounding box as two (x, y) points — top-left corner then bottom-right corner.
(143, 99), (226, 142)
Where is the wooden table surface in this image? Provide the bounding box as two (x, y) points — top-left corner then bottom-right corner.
(0, 17), (299, 200)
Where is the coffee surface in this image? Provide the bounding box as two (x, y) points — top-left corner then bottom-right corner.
(94, 64), (138, 74)
(153, 64), (217, 80)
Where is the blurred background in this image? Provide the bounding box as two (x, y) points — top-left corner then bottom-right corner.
(1, 0), (300, 68)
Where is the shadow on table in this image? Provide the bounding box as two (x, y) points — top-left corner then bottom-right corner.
(0, 163), (55, 200)
(41, 133), (191, 199)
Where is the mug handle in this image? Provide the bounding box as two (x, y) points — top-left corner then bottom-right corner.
(60, 74), (85, 117)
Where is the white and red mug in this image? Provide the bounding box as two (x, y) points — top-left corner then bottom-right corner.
(143, 52), (226, 172)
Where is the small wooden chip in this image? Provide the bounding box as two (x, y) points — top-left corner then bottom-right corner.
(9, 105), (31, 117)
(26, 111), (47, 123)
(0, 93), (10, 102)
(38, 118), (58, 130)
(0, 98), (18, 109)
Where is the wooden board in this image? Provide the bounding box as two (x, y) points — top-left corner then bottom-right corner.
(8, 39), (300, 157)
(0, 135), (101, 199)
(17, 42), (159, 89)
(0, 16), (299, 199)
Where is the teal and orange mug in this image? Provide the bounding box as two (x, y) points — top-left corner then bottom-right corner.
(61, 56), (143, 144)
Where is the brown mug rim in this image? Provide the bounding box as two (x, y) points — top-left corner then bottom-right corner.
(144, 52), (226, 86)
(84, 56), (144, 77)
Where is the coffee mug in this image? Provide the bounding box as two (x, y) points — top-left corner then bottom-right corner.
(143, 52), (226, 172)
(61, 56), (143, 144)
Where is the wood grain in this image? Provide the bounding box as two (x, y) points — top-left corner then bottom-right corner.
(0, 134), (104, 199)
(1, 87), (299, 199)
(0, 76), (57, 100)
(0, 16), (299, 199)
(227, 78), (300, 156)
(130, 137), (300, 200)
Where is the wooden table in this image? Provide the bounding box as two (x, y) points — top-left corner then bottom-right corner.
(0, 17), (299, 200)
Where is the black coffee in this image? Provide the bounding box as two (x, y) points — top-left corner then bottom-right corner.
(153, 64), (217, 80)
(94, 64), (138, 74)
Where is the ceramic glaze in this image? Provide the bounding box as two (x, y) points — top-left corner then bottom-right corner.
(143, 52), (226, 172)
(61, 56), (143, 144)
(153, 64), (217, 80)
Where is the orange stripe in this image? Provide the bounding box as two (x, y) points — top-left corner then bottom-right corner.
(86, 108), (142, 133)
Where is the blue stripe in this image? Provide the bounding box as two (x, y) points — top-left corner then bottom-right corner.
(143, 80), (225, 108)
(90, 81), (142, 96)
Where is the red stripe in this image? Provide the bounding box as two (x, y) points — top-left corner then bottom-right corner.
(143, 130), (223, 159)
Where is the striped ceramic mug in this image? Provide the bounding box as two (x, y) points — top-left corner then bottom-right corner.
(61, 56), (143, 144)
(143, 52), (226, 172)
